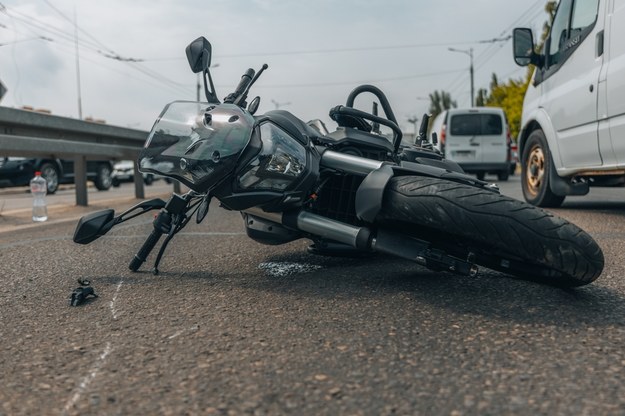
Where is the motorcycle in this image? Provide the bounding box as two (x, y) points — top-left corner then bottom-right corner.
(73, 37), (604, 287)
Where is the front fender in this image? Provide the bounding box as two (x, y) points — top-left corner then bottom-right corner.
(355, 162), (496, 223)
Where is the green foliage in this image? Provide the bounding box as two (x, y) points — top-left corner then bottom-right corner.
(428, 90), (457, 121)
(483, 76), (530, 141)
(425, 1), (556, 140)
(469, 0), (556, 141)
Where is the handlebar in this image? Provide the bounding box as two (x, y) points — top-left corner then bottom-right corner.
(127, 194), (187, 272)
(128, 211), (171, 272)
(345, 84), (399, 125)
(330, 105), (403, 153)
(234, 68), (255, 96)
(224, 68), (256, 104)
(342, 84), (404, 153)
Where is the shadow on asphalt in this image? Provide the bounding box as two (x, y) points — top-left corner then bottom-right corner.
(78, 244), (625, 330)
(228, 251), (625, 329)
(561, 200), (625, 212)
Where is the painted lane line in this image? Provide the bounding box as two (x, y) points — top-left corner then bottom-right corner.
(61, 342), (112, 415)
(109, 281), (123, 320)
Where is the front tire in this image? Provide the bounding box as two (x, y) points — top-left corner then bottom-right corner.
(522, 129), (564, 207)
(376, 176), (604, 287)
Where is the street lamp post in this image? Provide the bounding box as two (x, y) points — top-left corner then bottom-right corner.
(448, 47), (474, 107)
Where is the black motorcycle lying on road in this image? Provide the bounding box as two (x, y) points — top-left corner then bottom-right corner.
(74, 37), (604, 287)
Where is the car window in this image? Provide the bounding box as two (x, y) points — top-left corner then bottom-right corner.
(548, 0), (599, 67)
(548, 0), (573, 67)
(449, 114), (502, 136)
(482, 114), (503, 135)
(571, 0), (599, 30)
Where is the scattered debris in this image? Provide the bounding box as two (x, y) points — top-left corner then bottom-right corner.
(259, 262), (322, 277)
(69, 279), (98, 306)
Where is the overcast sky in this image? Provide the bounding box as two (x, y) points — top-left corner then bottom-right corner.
(0, 0), (550, 133)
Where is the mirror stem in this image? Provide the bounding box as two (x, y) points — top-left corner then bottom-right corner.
(203, 69), (220, 103)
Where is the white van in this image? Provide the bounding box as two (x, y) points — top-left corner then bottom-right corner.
(430, 107), (511, 181)
(513, 0), (625, 207)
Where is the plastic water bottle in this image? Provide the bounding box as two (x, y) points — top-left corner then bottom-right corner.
(30, 171), (48, 222)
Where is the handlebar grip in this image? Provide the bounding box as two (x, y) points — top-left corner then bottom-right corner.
(128, 227), (163, 272)
(234, 68), (255, 95)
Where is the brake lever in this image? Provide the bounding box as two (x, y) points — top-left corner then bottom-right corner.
(114, 198), (167, 225)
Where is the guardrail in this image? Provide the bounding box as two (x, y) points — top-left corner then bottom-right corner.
(0, 106), (176, 206)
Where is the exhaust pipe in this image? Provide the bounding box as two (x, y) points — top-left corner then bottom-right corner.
(243, 207), (371, 249)
(243, 207), (478, 277)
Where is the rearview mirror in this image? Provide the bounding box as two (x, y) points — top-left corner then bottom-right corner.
(185, 37), (212, 73)
(513, 28), (540, 67)
(73, 209), (115, 245)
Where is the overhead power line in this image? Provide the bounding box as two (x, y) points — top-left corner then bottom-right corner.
(140, 37), (519, 62)
(0, 2), (190, 96)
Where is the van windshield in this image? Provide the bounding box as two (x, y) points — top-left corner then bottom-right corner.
(449, 114), (503, 136)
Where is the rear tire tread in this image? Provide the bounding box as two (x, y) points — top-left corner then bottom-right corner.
(377, 176), (604, 286)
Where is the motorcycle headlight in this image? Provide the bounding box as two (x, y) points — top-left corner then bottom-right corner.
(237, 122), (307, 191)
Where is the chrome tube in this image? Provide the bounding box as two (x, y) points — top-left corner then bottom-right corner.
(243, 207), (368, 248)
(296, 211), (364, 247)
(243, 207), (283, 224)
(320, 150), (384, 176)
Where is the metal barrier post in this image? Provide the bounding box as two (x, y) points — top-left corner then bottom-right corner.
(74, 155), (88, 206)
(133, 160), (145, 199)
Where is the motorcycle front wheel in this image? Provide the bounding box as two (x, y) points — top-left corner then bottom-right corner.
(375, 176), (604, 287)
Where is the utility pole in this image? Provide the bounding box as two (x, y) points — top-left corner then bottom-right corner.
(74, 7), (83, 119)
(407, 116), (419, 138)
(448, 47), (474, 107)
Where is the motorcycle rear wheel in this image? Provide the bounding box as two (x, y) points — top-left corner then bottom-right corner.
(376, 176), (604, 287)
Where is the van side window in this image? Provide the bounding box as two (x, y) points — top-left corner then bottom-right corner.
(548, 0), (573, 67)
(547, 0), (599, 67)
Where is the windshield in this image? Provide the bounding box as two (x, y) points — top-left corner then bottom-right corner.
(139, 101), (255, 191)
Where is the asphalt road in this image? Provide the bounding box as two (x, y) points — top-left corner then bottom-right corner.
(1, 174), (625, 415)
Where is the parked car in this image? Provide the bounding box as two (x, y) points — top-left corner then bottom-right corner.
(0, 157), (113, 194)
(513, 0), (624, 207)
(111, 160), (155, 187)
(429, 107), (512, 181)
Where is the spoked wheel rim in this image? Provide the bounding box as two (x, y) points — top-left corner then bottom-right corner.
(525, 145), (545, 197)
(41, 165), (59, 192)
(99, 166), (113, 189)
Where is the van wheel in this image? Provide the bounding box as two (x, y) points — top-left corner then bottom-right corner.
(476, 172), (485, 180)
(497, 170), (509, 181)
(521, 129), (565, 208)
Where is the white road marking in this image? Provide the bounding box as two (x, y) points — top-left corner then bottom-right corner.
(61, 342), (112, 415)
(109, 281), (123, 320)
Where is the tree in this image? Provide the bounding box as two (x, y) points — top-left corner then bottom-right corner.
(475, 88), (488, 107)
(428, 90), (457, 121)
(473, 1), (556, 141)
(483, 76), (530, 141)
